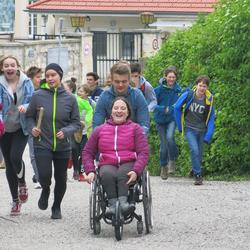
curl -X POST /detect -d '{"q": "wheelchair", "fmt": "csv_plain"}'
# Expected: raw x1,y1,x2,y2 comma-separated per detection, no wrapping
89,169,153,241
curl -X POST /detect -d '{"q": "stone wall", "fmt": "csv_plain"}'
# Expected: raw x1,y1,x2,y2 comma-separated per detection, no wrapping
0,38,82,83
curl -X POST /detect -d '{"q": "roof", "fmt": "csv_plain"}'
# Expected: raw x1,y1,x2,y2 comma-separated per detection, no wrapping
27,0,218,14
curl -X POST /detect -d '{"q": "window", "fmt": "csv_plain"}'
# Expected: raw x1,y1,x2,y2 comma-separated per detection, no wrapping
28,0,38,37
121,33,134,59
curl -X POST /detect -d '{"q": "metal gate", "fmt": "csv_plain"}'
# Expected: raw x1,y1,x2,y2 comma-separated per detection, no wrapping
93,31,143,85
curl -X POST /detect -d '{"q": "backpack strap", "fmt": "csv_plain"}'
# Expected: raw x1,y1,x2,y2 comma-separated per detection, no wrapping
140,82,145,96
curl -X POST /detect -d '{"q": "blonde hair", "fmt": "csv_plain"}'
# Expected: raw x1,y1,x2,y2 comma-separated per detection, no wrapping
78,83,91,95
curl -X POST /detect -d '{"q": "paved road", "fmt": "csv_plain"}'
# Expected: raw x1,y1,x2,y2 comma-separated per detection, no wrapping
1,147,250,250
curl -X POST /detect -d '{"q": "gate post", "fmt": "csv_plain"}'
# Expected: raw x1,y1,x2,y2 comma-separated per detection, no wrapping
141,29,162,58
81,32,93,81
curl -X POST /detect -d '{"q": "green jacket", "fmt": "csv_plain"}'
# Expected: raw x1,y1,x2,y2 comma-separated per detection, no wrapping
76,95,93,138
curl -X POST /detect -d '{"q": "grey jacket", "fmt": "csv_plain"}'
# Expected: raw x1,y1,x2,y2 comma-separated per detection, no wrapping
26,85,81,152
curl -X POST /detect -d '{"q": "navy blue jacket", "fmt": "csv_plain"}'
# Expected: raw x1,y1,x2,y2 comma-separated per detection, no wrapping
154,79,181,124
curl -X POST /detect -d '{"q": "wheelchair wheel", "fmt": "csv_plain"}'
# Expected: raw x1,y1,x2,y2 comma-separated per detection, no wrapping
142,170,153,234
114,201,123,241
89,181,101,235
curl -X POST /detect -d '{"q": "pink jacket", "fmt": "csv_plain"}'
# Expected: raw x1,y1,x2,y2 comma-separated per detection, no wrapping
83,119,149,175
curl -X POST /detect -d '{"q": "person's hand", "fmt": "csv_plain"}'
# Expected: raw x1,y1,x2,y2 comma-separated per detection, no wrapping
127,171,137,185
56,131,64,139
165,106,169,113
18,105,27,113
0,120,5,137
32,127,41,137
86,172,95,184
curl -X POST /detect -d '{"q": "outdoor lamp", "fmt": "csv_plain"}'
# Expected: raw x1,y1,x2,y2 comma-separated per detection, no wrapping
70,16,85,32
140,12,155,28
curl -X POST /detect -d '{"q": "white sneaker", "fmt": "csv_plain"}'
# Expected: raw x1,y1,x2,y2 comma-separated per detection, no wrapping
34,183,42,189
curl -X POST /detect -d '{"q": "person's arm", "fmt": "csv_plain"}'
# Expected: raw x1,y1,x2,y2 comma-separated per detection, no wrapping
133,124,150,175
144,81,157,112
26,93,38,135
135,90,150,134
174,91,189,132
60,97,81,137
82,126,101,174
204,106,215,143
153,87,168,115
92,93,108,129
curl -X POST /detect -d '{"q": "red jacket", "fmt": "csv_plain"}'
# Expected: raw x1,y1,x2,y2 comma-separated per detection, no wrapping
83,119,149,175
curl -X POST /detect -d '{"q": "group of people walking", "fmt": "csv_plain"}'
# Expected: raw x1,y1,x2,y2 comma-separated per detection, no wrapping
0,55,215,219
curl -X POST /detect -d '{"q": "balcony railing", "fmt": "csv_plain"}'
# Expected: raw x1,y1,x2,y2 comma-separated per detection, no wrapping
33,34,64,40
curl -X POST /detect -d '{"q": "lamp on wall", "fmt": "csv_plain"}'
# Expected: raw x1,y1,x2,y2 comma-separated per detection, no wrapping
70,16,85,32
140,12,155,28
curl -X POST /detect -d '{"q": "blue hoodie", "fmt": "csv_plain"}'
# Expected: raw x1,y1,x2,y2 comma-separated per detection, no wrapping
92,85,150,134
174,88,215,143
154,78,181,125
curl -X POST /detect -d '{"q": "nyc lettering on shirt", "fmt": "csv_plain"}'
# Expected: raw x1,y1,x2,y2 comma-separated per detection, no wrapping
189,102,205,114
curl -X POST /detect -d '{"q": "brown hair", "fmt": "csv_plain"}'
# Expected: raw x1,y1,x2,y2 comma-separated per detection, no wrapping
64,77,77,93
111,96,132,120
0,55,21,75
78,83,91,95
86,72,99,81
110,62,131,78
195,75,210,86
26,66,42,79
130,62,141,74
164,65,177,78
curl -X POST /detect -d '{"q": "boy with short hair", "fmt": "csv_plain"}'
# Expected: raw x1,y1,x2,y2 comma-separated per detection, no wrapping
174,76,215,185
130,62,157,112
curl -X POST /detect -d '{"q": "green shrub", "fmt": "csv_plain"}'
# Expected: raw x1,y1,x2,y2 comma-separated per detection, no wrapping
146,0,250,177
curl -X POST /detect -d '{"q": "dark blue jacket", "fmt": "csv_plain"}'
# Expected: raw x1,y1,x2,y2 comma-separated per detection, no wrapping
154,78,181,124
92,85,150,134
90,86,103,103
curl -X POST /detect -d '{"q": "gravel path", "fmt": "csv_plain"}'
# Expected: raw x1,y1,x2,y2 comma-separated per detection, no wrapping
1,147,250,250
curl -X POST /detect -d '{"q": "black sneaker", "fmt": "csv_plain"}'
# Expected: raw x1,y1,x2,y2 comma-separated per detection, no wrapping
51,207,62,219
194,175,203,185
189,169,194,178
38,188,50,210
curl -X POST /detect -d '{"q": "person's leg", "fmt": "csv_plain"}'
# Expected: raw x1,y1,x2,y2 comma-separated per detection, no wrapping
198,132,205,166
9,130,28,185
184,128,202,176
156,124,168,179
79,135,88,173
51,151,70,219
71,139,80,180
99,165,118,216
166,121,178,161
78,135,88,181
34,148,53,210
0,148,5,169
5,130,28,203
117,162,134,197
0,132,18,201
166,121,178,174
117,162,135,215
99,165,118,199
28,136,40,185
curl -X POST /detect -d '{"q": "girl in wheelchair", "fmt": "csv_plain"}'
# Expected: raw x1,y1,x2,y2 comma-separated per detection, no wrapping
83,97,149,217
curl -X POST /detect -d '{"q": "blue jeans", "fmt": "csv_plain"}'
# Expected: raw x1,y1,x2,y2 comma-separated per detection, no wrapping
156,121,178,167
184,127,204,176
